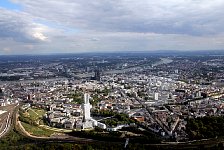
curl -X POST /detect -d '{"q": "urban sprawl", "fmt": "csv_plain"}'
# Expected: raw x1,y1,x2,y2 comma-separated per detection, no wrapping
0,53,224,142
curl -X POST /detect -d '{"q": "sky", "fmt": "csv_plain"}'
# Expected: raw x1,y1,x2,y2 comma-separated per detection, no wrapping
0,0,224,54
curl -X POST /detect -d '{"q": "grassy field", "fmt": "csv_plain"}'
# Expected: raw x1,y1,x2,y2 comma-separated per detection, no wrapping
27,108,45,120
25,108,46,125
33,108,46,116
21,122,54,137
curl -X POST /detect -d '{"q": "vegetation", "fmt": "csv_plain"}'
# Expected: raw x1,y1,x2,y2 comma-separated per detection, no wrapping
0,129,34,149
95,88,111,95
126,92,136,97
121,127,161,144
21,122,54,137
68,92,83,104
0,129,124,150
32,108,46,116
1,106,224,149
19,108,45,126
68,130,124,142
90,88,111,105
28,108,46,125
0,108,123,150
19,112,38,126
1,123,224,150
91,109,115,117
137,90,146,97
19,107,55,137
90,94,101,106
68,126,161,144
186,116,224,140
92,110,136,126
101,113,135,127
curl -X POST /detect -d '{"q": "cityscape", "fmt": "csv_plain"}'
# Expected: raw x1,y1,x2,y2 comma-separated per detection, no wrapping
1,0,224,149
0,52,224,149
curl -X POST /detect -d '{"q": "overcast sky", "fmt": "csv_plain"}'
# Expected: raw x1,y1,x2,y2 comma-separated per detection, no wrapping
0,0,224,54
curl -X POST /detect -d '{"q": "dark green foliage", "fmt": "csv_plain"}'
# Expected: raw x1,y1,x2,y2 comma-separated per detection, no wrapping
67,92,83,104
121,127,161,144
90,94,101,106
68,130,124,142
18,109,38,126
19,115,38,126
186,116,224,140
91,109,115,117
0,129,33,148
100,113,135,127
94,88,110,95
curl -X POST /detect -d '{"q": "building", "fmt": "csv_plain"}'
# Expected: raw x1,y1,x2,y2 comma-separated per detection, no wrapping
0,88,4,99
94,69,101,81
154,92,159,101
82,93,92,121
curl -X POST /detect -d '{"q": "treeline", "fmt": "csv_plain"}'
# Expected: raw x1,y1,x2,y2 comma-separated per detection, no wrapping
68,130,124,142
67,92,83,104
68,127,161,144
186,116,224,140
0,129,158,150
0,76,21,81
121,127,161,144
0,128,33,148
91,110,136,126
1,141,165,150
101,113,136,127
91,109,115,117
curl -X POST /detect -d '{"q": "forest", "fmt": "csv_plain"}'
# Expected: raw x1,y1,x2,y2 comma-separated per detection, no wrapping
186,116,224,140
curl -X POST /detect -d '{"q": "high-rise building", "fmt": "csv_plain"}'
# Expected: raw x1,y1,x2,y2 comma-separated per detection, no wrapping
154,92,159,101
82,93,92,121
94,69,101,81
0,88,4,99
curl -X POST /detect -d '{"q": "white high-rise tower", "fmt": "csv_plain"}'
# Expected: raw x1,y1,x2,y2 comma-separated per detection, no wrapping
154,92,159,101
83,93,91,121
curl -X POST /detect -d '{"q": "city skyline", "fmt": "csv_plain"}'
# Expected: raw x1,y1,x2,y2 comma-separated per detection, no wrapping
0,0,224,55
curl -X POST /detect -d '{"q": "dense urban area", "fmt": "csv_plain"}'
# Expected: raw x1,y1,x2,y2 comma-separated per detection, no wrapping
1,51,224,149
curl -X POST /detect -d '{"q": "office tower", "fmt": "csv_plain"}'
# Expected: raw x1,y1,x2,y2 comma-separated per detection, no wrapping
94,69,101,81
154,92,159,101
0,88,4,99
83,93,91,121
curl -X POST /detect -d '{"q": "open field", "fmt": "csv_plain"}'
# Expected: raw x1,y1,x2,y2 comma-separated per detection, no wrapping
39,125,73,133
21,122,54,137
27,108,46,121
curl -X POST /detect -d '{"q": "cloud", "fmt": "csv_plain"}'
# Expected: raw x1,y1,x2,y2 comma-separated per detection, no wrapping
3,47,11,52
0,7,48,42
90,38,100,41
10,0,224,35
31,26,48,41
0,0,223,54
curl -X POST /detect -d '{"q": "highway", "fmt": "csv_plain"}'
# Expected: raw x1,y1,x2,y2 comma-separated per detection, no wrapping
1,103,224,150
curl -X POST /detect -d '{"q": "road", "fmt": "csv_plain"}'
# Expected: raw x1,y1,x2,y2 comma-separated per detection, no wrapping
1,103,224,150
135,97,175,136
14,107,122,144
0,103,19,138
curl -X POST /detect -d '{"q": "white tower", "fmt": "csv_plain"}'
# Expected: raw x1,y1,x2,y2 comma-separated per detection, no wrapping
83,93,91,121
154,92,159,101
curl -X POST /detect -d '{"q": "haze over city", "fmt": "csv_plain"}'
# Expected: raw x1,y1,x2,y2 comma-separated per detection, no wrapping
0,0,224,55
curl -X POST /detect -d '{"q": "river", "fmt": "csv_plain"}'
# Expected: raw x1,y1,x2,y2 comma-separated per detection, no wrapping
105,58,173,74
